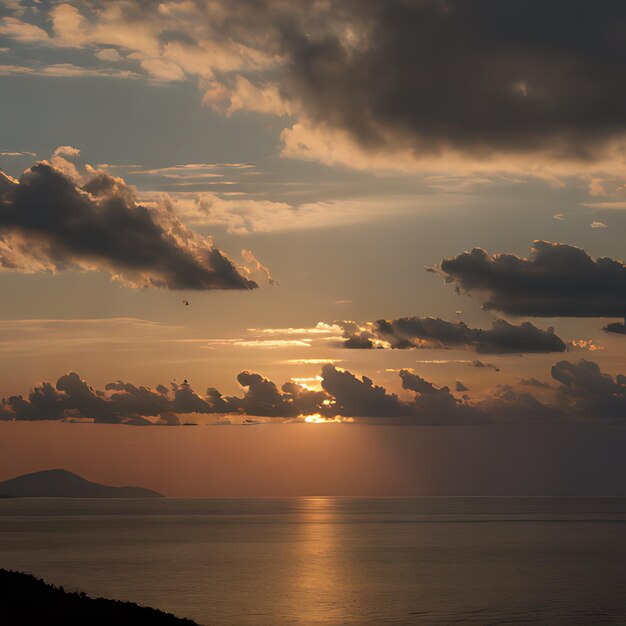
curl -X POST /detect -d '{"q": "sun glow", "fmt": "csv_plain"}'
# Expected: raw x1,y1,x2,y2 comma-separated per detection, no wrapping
304,414,326,423
303,414,351,424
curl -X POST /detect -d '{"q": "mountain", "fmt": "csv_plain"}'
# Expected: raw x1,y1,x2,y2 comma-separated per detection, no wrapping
0,569,198,625
0,469,164,498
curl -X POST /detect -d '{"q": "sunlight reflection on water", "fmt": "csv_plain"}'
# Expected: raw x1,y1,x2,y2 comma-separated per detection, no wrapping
2,497,626,625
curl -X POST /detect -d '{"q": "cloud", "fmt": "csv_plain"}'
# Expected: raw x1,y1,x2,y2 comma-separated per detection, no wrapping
319,365,482,424
0,156,257,290
240,249,276,286
339,317,566,354
8,2,626,179
105,380,171,417
320,364,407,418
1,360,623,424
518,378,552,389
274,1,626,177
0,63,140,79
52,146,81,158
0,2,273,80
250,323,338,336
49,3,90,47
440,241,626,317
0,16,49,43
1,365,473,423
132,55,186,82
406,359,500,372
170,381,220,415
336,320,374,349
202,339,314,349
478,384,563,422
470,360,500,372
204,76,292,117
232,371,328,418
0,369,331,423
196,323,343,350
0,65,35,75
399,369,482,424
552,360,626,419
168,192,408,235
95,48,122,62
214,316,565,355
0,317,183,358
1,373,228,425
286,359,344,365
604,321,626,335
0,151,36,157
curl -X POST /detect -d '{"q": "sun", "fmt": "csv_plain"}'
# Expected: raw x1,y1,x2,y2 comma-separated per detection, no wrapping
304,414,327,424
303,414,352,424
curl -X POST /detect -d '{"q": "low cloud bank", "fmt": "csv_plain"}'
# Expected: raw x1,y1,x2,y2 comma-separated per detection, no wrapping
1,360,623,426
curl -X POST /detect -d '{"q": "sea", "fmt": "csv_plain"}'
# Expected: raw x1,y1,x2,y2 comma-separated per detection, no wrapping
1,497,626,625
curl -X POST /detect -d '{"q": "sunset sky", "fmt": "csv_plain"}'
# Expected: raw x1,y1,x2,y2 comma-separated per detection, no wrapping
0,0,625,496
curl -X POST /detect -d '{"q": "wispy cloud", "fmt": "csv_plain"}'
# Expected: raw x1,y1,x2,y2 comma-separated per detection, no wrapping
0,63,140,79
0,150,36,157
0,318,181,357
202,339,314,349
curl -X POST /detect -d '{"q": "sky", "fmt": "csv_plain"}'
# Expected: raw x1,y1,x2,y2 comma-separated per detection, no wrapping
0,0,624,496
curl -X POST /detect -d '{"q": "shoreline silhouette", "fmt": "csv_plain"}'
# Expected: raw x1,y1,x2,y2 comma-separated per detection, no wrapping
0,569,199,625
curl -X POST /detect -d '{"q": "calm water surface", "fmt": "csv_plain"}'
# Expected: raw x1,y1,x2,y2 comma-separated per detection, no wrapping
1,497,626,625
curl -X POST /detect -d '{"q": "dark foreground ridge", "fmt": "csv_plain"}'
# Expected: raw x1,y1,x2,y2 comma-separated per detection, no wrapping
0,469,164,498
0,569,199,626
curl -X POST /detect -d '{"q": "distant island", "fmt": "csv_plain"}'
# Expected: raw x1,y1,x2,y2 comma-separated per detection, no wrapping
0,469,164,498
0,569,199,625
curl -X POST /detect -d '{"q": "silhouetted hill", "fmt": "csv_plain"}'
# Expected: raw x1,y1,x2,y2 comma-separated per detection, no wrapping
0,469,163,498
0,569,199,625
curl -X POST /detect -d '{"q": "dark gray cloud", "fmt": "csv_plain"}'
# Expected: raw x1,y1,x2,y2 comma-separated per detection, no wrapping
477,384,563,423
339,321,374,349
0,370,331,423
1,373,213,425
339,316,566,354
320,364,407,418
224,372,329,418
7,2,626,171
2,382,65,422
61,1,626,169
268,0,626,162
280,381,329,416
317,364,481,423
518,377,552,389
56,372,119,424
170,381,217,414
399,369,482,424
1,360,622,425
471,360,500,372
229,371,299,418
0,163,256,290
604,321,626,335
440,241,626,318
552,360,626,419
